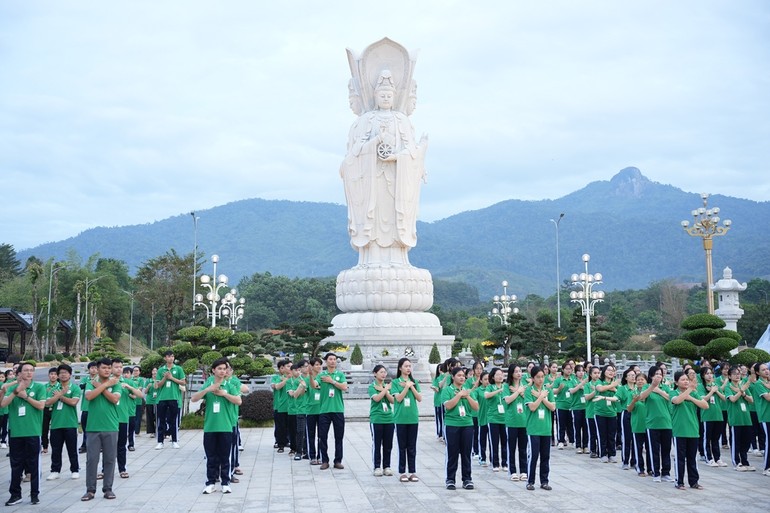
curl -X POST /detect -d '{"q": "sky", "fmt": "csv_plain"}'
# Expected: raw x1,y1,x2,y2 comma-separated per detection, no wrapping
1,1,769,252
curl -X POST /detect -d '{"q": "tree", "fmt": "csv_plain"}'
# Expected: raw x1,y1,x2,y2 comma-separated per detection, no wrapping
0,243,21,286
135,250,192,343
607,305,635,346
463,316,490,340
275,315,335,358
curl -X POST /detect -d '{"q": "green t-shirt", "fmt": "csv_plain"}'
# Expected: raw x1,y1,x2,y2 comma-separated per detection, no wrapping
570,378,587,411
286,376,308,416
594,381,618,418
368,382,394,424
741,377,756,412
201,376,240,433
472,386,488,425
85,380,121,432
504,385,527,428
117,377,136,423
629,388,648,434
79,376,91,412
715,376,730,411
584,380,599,419
670,389,702,438
431,375,443,407
7,382,47,437
49,382,81,430
392,377,420,424
554,375,577,410
133,377,146,406
642,384,673,430
442,385,474,427
524,386,554,436
751,379,770,423
156,365,185,402
145,379,159,406
615,385,633,414
318,370,346,414
271,374,289,413
697,383,724,422
724,386,752,426
485,384,509,425
305,375,321,415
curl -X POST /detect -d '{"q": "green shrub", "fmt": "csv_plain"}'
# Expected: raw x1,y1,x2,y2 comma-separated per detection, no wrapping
681,328,722,347
175,326,209,344
681,314,726,330
228,332,254,346
471,341,486,363
240,390,274,422
139,353,164,376
429,343,441,364
730,348,770,366
350,344,363,365
180,413,204,430
715,329,741,342
170,342,198,362
201,351,223,367
43,354,57,362
701,337,740,360
206,327,232,348
663,339,699,360
182,358,200,375
218,346,243,358
79,356,89,362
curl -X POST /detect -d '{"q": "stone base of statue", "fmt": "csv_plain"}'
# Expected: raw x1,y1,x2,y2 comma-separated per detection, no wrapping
327,263,454,381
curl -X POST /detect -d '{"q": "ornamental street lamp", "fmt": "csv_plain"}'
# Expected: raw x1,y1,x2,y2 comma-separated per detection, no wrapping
680,193,731,314
550,213,565,329
191,212,200,321
490,280,519,325
570,254,605,364
194,254,245,330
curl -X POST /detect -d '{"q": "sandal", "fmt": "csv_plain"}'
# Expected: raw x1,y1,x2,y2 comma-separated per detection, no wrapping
97,473,104,480
80,492,95,502
399,474,409,482
234,469,244,476
408,474,419,482
120,472,130,479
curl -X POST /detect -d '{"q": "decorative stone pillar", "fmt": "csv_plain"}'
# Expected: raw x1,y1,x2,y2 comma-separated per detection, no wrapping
712,267,747,332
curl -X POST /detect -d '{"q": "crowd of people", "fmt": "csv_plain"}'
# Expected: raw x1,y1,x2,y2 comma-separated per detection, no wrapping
271,355,769,493
0,349,250,505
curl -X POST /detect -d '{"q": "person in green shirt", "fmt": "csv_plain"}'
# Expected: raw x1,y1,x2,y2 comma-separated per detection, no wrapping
392,357,422,482
524,365,556,491
594,364,620,464
616,368,636,469
131,366,145,440
305,357,322,465
628,372,651,476
271,359,291,452
569,364,589,454
116,363,144,478
287,360,310,461
749,362,770,475
671,370,709,489
725,366,755,470
639,365,674,482
473,372,490,466
465,361,483,456
78,362,98,453
81,358,121,501
0,371,9,449
553,362,576,450
430,363,446,442
698,366,727,467
484,367,508,472
315,353,348,470
192,357,242,494
583,366,601,458
45,364,81,481
442,367,478,490
504,364,528,481
144,367,159,436
369,364,394,476
154,350,186,450
0,362,47,506
41,368,59,454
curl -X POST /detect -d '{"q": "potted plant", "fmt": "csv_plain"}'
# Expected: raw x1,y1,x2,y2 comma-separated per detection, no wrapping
350,344,364,370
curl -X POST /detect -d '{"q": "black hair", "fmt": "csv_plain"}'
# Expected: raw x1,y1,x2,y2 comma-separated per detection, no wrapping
396,358,413,381
17,361,35,372
673,370,687,385
87,361,98,369
530,365,544,379
372,364,386,375
211,357,229,371
323,352,338,361
699,366,713,382
48,367,59,375
599,364,615,382
111,357,123,364
309,357,322,366
647,365,661,381
450,366,466,378
506,363,521,385
57,364,73,375
163,350,174,357
621,368,635,384
96,357,112,368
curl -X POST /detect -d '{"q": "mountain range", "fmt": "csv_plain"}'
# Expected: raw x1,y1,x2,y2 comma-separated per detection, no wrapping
18,167,770,299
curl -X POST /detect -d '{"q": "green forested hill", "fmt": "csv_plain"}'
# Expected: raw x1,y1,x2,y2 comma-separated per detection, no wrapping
18,168,770,299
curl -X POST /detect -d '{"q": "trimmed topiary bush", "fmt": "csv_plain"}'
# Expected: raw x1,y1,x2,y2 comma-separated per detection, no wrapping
240,389,274,422
681,314,726,330
43,354,57,362
663,339,699,360
350,344,363,365
182,358,200,375
201,351,223,367
139,353,164,376
175,326,209,344
429,343,441,364
681,328,722,347
729,348,770,367
702,338,740,360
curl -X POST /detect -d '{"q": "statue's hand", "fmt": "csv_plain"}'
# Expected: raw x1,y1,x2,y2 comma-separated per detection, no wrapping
382,155,397,162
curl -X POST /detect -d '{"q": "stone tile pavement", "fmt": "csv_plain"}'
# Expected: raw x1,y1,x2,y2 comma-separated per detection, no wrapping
1,395,768,512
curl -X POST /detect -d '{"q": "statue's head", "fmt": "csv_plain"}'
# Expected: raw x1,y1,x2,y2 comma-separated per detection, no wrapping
374,70,396,111
347,79,363,116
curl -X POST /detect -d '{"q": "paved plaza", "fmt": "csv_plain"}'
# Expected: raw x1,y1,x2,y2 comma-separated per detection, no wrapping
1,395,768,513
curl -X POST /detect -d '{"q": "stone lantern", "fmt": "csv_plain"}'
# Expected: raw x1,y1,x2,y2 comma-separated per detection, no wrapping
712,267,747,331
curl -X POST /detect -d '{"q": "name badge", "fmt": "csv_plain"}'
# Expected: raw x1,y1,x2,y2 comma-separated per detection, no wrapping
710,396,715,404
606,400,612,408
213,402,221,414
516,403,523,414
382,402,389,412
497,404,505,414
314,392,320,401
329,389,335,398
740,402,747,412
458,405,466,417
565,391,571,398
18,406,26,417
581,397,586,404
404,398,411,408
166,381,171,388
57,401,63,410
538,408,545,420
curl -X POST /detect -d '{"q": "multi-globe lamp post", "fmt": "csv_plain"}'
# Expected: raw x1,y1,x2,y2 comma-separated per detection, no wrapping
680,193,731,314
194,254,246,330
490,280,519,325
569,254,604,364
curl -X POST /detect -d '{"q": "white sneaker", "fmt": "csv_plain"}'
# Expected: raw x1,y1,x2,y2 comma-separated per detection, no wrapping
238,445,244,452
661,475,674,482
383,467,393,476
71,472,79,479
735,464,748,472
46,472,60,480
155,443,164,450
752,449,762,456
717,460,728,467
746,465,757,472
172,442,180,449
0,443,6,449
557,442,564,450
222,485,232,494
707,460,719,467
653,476,661,482
202,484,215,494
373,468,383,477
762,469,770,476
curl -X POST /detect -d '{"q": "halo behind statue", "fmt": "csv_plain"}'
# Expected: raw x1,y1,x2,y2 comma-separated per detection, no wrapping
346,37,418,114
